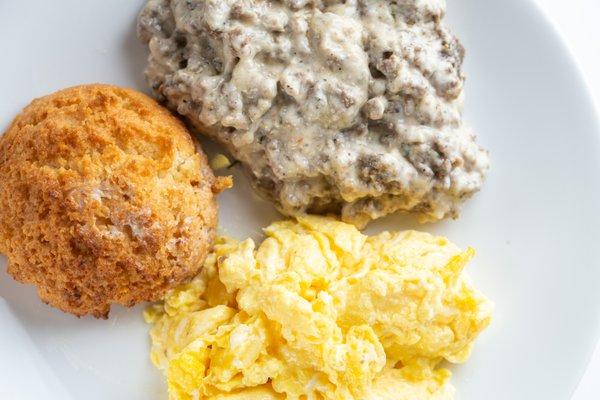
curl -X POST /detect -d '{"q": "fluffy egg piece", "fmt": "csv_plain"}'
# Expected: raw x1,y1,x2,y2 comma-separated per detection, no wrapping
145,215,492,400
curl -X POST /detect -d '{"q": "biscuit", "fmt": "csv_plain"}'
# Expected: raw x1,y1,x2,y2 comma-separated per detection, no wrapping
0,84,230,318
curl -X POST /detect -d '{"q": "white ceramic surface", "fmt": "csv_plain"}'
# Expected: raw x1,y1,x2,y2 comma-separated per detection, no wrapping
532,1,600,397
1,1,599,399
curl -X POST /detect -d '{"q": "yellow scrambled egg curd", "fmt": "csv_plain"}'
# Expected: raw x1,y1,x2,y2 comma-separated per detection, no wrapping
144,216,492,400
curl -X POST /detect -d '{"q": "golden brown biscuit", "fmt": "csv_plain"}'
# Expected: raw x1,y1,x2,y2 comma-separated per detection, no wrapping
0,84,230,318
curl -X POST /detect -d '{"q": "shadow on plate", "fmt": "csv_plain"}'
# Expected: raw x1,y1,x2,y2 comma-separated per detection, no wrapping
120,7,150,94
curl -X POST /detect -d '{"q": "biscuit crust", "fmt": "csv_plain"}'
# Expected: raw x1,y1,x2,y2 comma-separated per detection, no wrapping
0,84,225,318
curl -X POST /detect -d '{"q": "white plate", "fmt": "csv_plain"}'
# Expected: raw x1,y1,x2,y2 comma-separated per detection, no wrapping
1,1,599,399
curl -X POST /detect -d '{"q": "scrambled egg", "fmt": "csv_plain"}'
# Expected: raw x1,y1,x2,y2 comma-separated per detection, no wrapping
145,216,492,400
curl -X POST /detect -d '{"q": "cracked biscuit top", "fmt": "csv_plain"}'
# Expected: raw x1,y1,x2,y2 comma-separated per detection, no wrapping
0,84,229,318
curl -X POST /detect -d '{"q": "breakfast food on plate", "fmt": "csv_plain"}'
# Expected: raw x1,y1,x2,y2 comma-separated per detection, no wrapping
137,0,489,227
145,215,492,399
0,84,231,318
